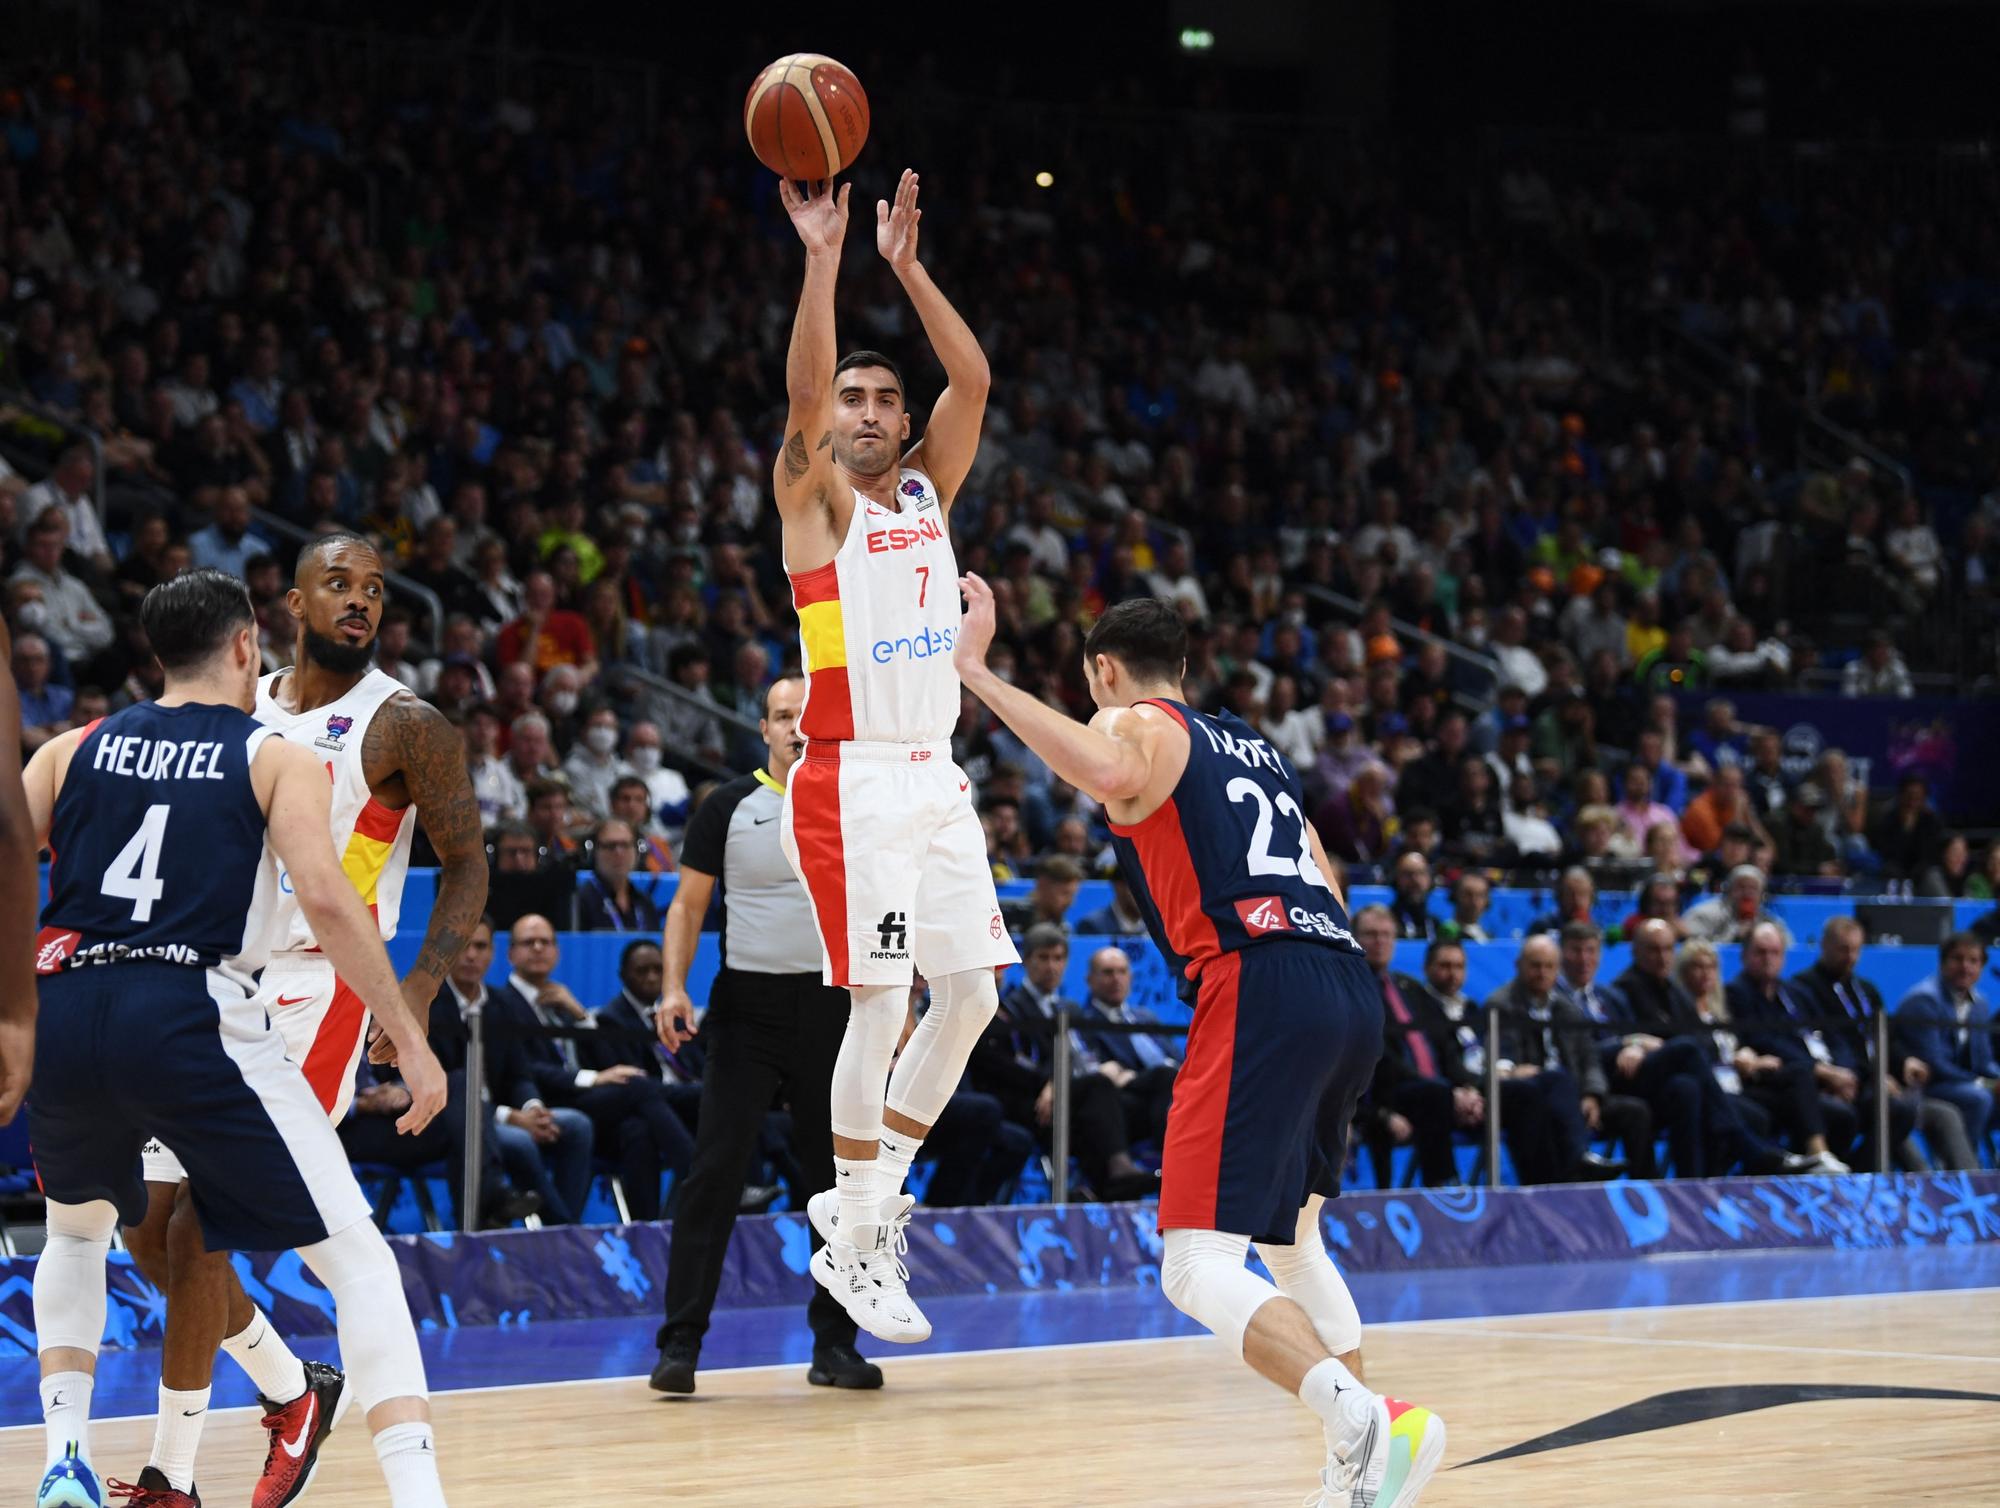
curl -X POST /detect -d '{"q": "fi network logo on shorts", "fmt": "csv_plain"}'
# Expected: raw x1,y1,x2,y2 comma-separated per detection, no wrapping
872,910,909,960
1234,896,1292,937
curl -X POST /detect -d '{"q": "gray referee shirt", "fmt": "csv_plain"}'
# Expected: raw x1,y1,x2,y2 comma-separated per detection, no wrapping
678,769,822,975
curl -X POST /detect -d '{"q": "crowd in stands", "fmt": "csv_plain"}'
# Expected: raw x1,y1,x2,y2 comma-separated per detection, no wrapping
0,18,1994,1217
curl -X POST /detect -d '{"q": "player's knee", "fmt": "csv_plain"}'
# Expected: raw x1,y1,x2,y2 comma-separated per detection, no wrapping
1158,1228,1250,1325
937,967,999,1030
46,1198,118,1245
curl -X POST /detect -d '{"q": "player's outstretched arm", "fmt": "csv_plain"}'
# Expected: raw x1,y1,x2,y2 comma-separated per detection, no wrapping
774,178,850,527
952,573,1151,802
258,737,445,1134
367,693,488,1032
0,621,38,1124
881,170,989,508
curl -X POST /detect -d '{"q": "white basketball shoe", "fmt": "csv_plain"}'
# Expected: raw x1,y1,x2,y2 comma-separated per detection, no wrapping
807,1189,932,1344
1308,1390,1447,1507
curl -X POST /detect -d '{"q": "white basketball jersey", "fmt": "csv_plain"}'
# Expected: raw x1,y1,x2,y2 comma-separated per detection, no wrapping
790,467,961,744
256,666,418,952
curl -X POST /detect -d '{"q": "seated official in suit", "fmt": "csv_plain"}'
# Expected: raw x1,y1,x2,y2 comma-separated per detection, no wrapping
1354,905,1470,1187
1894,930,1998,1166
1073,946,1179,1149
1478,936,1629,1184
573,818,666,932
969,924,1159,1201
1788,916,1953,1171
1722,923,1855,1171
1551,922,1658,1178
590,939,786,1210
492,912,694,1220
429,916,594,1224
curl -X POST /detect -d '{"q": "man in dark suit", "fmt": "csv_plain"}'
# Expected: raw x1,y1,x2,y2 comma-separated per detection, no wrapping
1605,919,1814,1178
1387,851,1440,940
336,1049,539,1230
1480,936,1628,1184
971,924,1158,1200
492,912,694,1221
1788,915,1938,1170
1893,929,1998,1168
429,917,594,1223
1074,946,1179,1148
1724,922,1855,1171
1551,923,1658,1178
1355,905,1466,1186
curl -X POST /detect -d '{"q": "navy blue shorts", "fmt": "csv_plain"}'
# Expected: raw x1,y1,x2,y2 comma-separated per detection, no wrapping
28,962,371,1251
1159,941,1383,1246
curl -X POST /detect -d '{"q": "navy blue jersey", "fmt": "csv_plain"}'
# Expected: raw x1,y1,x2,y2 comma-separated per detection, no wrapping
1107,698,1362,983
39,701,282,987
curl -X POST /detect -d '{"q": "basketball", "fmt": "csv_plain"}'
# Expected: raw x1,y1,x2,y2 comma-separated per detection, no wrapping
744,54,869,180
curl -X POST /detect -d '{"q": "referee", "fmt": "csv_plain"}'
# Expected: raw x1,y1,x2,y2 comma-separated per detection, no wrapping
648,675,881,1393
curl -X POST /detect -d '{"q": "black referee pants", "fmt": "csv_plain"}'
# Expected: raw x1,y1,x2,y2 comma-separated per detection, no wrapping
661,968,855,1353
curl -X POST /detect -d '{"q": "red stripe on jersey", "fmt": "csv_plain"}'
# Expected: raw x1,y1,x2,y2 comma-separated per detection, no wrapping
788,558,841,607
351,795,407,843
299,976,367,1114
1157,950,1241,1233
1136,697,1188,728
801,666,854,741
789,757,852,985
1108,796,1220,979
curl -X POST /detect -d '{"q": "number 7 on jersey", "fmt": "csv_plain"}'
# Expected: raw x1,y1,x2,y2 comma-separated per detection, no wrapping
915,565,929,607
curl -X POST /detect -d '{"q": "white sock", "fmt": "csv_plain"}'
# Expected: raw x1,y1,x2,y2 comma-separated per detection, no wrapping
148,1384,209,1492
1299,1356,1372,1459
373,1420,446,1508
41,1371,92,1469
834,1154,876,1237
221,1307,309,1404
876,1128,921,1201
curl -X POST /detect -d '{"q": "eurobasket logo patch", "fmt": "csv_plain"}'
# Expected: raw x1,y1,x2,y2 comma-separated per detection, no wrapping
1235,896,1291,937
900,477,925,499
316,713,355,752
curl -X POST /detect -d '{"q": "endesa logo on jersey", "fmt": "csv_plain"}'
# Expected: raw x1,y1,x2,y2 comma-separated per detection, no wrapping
871,625,956,663
1235,897,1293,937
865,515,945,554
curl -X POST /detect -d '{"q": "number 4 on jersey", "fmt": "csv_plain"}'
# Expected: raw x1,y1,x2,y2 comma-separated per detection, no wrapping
101,803,171,922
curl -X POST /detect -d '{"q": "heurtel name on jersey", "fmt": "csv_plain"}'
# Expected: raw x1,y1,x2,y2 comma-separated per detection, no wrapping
1190,714,1357,948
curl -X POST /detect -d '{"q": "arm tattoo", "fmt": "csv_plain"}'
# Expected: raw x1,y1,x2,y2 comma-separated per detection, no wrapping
816,431,831,451
782,429,811,484
364,695,489,1016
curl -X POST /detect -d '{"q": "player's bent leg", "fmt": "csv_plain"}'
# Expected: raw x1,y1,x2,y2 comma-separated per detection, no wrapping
295,1217,446,1508
823,982,905,1231
879,967,999,1197
1162,1227,1444,1508
1253,1197,1364,1367
35,1198,118,1508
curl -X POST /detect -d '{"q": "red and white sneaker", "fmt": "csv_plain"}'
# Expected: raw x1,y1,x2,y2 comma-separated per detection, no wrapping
252,1360,349,1508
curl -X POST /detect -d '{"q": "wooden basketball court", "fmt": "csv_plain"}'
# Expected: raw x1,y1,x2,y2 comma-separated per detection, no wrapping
8,1286,1994,1504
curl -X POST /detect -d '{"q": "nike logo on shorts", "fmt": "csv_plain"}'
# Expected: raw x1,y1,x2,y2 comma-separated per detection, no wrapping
275,994,313,1007
958,780,969,792
753,815,776,825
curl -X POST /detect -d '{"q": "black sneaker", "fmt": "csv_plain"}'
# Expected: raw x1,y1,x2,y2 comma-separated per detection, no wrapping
649,1339,699,1395
807,1343,884,1390
480,1186,543,1228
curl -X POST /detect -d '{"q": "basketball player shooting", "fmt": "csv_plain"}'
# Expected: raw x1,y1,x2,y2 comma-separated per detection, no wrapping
768,171,1017,1344
952,582,1447,1508
25,571,451,1508
117,535,487,1508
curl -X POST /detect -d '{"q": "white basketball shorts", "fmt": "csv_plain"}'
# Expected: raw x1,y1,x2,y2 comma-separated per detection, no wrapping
782,738,1021,988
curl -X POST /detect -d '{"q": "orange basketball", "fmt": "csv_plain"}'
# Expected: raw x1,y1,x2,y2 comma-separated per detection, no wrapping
744,54,869,181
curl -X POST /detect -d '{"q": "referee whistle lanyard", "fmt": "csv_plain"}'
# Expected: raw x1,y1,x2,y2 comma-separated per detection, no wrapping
754,768,787,796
